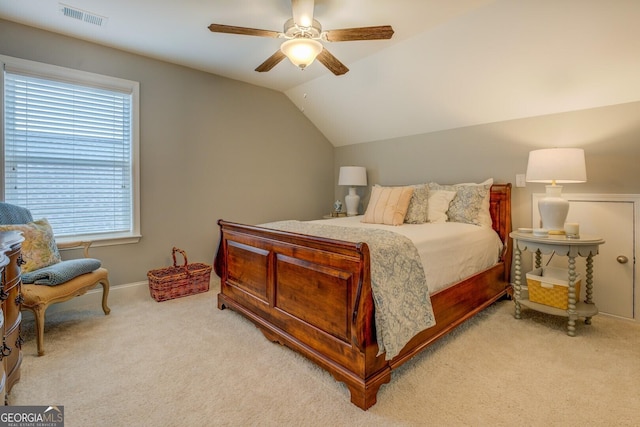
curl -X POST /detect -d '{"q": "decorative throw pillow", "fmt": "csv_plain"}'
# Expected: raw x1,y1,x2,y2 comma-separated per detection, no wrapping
456,178,494,227
362,185,414,226
0,218,61,273
428,181,490,225
404,184,429,224
427,190,457,223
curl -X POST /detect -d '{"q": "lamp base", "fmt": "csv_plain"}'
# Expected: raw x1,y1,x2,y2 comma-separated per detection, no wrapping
538,185,569,234
345,187,360,216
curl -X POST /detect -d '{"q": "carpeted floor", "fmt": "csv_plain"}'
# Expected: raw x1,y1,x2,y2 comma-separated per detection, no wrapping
10,278,640,427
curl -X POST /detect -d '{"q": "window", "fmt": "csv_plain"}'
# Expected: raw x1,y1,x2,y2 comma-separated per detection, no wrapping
1,55,140,245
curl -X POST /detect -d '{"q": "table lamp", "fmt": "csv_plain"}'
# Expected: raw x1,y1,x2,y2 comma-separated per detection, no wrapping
526,148,587,234
338,166,367,216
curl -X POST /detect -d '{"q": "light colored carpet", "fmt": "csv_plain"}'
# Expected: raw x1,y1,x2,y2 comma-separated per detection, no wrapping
11,278,639,427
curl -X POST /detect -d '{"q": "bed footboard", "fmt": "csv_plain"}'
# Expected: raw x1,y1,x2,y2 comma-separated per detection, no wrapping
214,220,389,409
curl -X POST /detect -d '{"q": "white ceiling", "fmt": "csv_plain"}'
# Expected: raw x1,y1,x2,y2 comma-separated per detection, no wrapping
2,0,640,146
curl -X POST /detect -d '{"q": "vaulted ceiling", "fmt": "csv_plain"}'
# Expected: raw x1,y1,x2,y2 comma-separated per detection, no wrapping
2,0,640,146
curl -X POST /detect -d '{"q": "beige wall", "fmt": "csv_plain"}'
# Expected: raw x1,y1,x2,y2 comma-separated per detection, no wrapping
336,101,640,232
0,20,334,286
4,19,639,287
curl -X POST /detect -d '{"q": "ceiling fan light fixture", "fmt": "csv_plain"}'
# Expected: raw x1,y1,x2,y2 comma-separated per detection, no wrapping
280,38,323,70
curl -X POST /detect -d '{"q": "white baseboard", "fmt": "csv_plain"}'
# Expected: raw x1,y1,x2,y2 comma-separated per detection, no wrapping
21,281,151,322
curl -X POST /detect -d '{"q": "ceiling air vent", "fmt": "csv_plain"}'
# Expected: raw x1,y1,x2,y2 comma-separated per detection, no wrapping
59,3,108,27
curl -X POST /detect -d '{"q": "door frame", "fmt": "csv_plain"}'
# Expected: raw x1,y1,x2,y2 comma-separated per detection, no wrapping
532,193,639,322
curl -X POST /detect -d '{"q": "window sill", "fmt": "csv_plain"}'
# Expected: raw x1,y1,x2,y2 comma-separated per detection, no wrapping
56,233,142,249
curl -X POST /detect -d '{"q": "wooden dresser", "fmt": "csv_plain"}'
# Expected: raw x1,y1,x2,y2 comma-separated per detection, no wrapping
0,247,8,403
0,231,24,403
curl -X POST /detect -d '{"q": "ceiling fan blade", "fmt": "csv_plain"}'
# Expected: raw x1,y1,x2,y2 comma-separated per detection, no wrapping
316,48,349,76
255,50,287,72
291,0,315,28
324,25,394,42
208,23,281,38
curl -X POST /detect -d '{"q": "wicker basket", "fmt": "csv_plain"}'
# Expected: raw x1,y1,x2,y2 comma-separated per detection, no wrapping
526,267,581,310
147,247,211,302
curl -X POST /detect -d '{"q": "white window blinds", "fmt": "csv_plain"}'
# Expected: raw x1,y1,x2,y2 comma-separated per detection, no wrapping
3,63,136,239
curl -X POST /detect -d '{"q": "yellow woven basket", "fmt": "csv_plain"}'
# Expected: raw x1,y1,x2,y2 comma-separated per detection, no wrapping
526,267,581,310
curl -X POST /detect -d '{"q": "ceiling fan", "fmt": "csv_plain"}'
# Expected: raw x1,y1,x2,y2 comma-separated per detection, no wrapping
208,0,394,76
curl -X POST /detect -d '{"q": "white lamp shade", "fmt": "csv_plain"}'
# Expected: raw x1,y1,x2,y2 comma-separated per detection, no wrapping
280,38,323,69
338,166,367,186
525,148,587,184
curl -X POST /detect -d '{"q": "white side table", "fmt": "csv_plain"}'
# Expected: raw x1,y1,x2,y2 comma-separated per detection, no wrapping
510,231,605,336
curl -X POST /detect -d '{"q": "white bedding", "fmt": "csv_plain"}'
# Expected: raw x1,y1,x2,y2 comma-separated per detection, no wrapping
309,215,503,294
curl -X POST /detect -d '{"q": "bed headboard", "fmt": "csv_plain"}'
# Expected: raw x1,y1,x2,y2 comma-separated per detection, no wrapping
489,183,512,280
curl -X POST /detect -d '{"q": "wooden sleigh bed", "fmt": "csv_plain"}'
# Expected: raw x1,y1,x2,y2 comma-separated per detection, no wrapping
214,183,512,410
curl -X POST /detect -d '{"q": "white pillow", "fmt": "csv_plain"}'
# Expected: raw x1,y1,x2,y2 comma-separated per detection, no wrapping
427,190,456,223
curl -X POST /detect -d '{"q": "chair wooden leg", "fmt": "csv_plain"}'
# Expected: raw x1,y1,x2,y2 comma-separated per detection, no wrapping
29,305,47,357
100,278,111,315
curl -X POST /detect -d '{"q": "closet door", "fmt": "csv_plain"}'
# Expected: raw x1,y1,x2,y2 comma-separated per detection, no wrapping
532,195,637,320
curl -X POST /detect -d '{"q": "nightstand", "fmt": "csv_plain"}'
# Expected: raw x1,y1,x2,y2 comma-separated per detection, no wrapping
510,231,605,336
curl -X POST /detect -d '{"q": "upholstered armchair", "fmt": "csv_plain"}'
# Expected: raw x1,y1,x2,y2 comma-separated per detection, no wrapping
0,202,110,356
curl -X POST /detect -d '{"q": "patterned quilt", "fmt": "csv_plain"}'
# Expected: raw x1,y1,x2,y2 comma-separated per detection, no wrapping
260,220,436,360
